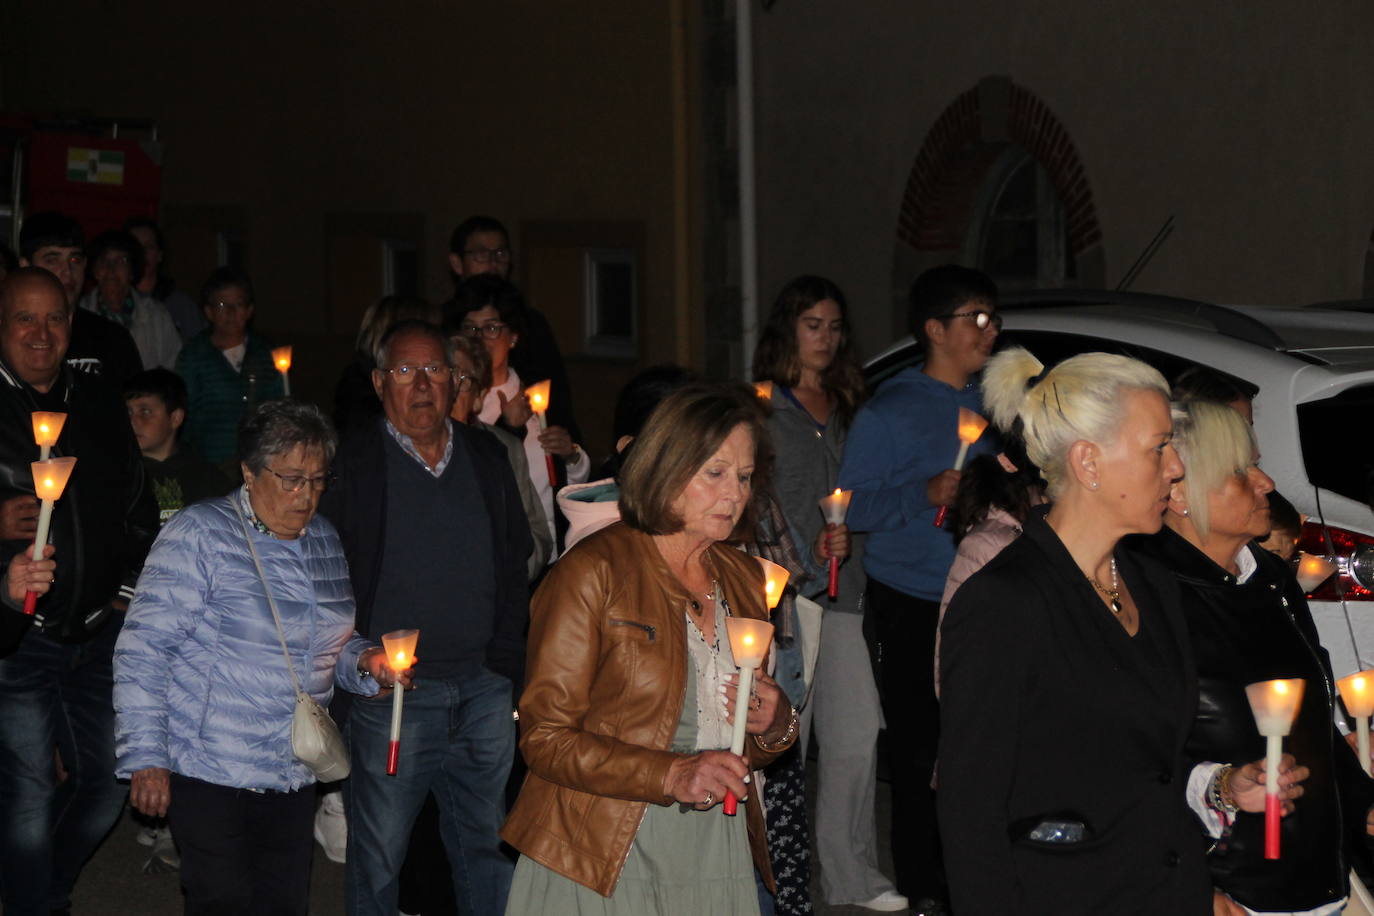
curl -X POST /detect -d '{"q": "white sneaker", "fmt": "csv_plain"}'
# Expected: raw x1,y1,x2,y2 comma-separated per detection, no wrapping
313,792,347,864
856,889,910,912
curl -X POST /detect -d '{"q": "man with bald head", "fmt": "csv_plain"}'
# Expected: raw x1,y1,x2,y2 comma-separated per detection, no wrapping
0,268,159,915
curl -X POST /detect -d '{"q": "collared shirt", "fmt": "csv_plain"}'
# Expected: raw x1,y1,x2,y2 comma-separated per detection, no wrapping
383,418,454,478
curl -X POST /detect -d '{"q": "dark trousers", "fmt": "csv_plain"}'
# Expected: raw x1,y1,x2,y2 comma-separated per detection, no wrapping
0,619,126,915
867,578,945,902
168,773,315,916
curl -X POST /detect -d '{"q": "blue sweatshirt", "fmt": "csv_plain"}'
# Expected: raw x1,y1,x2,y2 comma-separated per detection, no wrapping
837,367,993,601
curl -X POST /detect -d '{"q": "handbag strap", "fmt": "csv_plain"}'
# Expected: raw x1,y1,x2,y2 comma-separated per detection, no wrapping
233,494,307,697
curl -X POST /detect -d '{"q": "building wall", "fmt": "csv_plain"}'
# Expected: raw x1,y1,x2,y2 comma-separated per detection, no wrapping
1,0,702,461
752,0,1374,360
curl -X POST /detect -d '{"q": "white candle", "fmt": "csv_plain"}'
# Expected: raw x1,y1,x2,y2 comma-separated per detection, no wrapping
1338,670,1374,776
272,346,293,397
381,629,419,776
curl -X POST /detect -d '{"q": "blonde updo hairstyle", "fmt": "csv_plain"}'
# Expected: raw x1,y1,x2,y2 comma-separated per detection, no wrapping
1167,399,1257,538
982,347,1170,499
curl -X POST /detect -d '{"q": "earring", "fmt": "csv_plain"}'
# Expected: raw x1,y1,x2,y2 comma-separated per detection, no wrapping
1090,481,1099,490
1182,508,1190,517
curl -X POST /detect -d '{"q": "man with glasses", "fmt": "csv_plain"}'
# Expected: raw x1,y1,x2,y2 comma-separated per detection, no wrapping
0,268,159,915
442,216,582,464
837,265,1000,915
319,319,533,916
18,211,143,385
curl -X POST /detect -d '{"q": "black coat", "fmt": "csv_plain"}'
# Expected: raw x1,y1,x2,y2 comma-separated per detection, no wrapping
1134,528,1374,911
0,359,158,650
317,417,533,689
938,513,1212,915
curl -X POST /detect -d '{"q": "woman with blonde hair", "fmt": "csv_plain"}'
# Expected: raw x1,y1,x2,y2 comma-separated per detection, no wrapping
1137,400,1360,916
937,348,1300,914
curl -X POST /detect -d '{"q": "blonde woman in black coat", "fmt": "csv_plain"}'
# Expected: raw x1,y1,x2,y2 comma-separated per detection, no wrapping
937,349,1303,915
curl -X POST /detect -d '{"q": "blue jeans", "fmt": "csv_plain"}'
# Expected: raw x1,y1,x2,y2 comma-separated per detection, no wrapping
0,617,127,915
344,665,515,916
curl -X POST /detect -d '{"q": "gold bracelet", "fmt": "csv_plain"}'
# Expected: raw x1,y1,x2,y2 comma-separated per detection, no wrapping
754,705,799,752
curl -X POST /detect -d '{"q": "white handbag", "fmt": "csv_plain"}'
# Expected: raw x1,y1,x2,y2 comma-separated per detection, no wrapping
237,501,351,783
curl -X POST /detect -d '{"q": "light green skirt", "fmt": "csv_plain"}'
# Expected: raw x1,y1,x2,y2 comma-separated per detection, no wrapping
506,635,761,915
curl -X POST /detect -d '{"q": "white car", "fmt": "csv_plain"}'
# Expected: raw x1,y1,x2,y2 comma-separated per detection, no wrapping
867,290,1374,680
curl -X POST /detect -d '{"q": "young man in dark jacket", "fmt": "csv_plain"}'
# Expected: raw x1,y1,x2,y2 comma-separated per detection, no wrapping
0,268,159,915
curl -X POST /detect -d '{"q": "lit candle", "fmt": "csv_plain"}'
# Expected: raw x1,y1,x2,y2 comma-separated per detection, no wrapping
271,346,293,397
1295,553,1337,593
381,628,419,776
933,407,989,527
1338,670,1374,776
23,457,77,616
31,412,67,461
524,379,557,488
817,489,853,600
721,610,775,817
1245,678,1306,859
753,381,774,401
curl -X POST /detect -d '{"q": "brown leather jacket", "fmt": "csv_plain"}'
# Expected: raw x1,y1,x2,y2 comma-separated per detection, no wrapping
501,522,794,897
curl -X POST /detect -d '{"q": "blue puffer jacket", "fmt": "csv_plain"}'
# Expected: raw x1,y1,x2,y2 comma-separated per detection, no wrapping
114,490,377,791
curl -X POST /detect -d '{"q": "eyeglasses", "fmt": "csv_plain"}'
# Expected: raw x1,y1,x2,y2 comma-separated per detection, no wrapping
208,301,249,311
941,310,1002,331
263,466,334,493
383,363,452,385
455,373,477,394
459,322,509,339
462,247,511,265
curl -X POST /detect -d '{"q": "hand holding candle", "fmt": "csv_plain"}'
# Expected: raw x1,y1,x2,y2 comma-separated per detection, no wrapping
381,628,419,776
524,379,558,488
31,412,67,461
818,489,853,600
721,558,787,816
1339,670,1374,776
933,408,989,528
22,457,76,616
271,346,293,397
1246,678,1306,859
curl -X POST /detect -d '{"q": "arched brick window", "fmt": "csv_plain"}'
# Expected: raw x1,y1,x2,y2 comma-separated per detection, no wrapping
895,77,1104,290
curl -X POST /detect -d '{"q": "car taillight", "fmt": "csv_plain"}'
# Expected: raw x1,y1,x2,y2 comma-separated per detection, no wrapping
1296,521,1374,601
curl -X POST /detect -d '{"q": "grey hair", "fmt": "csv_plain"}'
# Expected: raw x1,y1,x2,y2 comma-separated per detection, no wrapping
371,319,455,371
237,399,338,474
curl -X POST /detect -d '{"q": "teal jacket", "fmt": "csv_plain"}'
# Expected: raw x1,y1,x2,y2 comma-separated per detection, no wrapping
176,331,285,464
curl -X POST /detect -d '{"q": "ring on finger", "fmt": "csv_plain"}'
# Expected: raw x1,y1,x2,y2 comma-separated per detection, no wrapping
702,791,714,806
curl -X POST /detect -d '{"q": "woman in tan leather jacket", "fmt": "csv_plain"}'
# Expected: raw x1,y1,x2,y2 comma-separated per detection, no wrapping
502,383,800,915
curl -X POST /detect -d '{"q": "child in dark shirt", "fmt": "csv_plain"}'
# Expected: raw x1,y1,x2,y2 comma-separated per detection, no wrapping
124,369,231,525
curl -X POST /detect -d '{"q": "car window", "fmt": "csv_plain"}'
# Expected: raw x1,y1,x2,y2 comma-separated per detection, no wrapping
1296,386,1374,507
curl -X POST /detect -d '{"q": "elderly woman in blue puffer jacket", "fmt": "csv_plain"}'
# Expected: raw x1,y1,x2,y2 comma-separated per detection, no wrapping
114,399,406,915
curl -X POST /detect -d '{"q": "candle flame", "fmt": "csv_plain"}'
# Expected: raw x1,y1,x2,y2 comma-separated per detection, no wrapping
525,379,552,415
1357,677,1367,691
271,346,293,373
394,652,407,665
31,412,67,447
743,634,754,646
832,488,841,497
754,381,773,401
957,407,989,444
1274,681,1288,694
